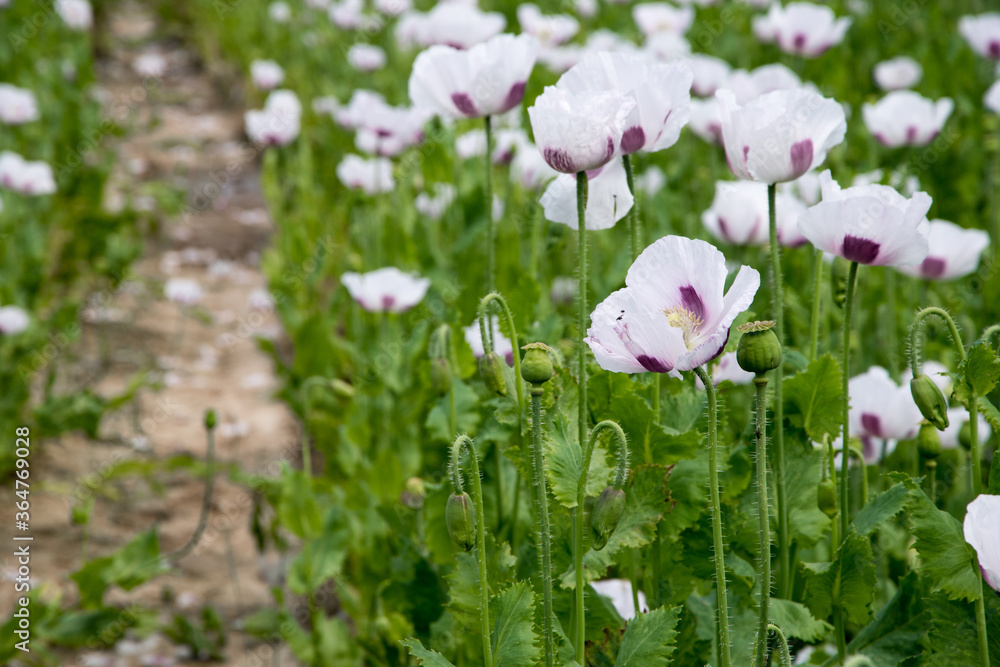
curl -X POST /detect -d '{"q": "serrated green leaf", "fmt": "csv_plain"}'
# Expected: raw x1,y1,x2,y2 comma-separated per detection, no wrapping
977,396,1000,433
490,582,540,667
288,531,348,595
614,606,680,667
446,535,517,629
848,573,928,667
922,587,1000,666
852,482,910,536
769,599,832,643
545,412,613,508
785,437,831,548
783,354,844,442
400,638,456,667
906,485,981,601
958,343,1000,400
802,530,876,625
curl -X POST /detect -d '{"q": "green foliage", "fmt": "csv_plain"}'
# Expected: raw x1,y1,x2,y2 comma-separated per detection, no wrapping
613,606,681,666
802,530,877,626
847,573,928,667
545,412,613,508
852,482,910,537
490,582,540,667
768,599,832,643
783,354,844,442
953,342,1000,405
905,483,981,602
401,638,456,667
70,530,168,609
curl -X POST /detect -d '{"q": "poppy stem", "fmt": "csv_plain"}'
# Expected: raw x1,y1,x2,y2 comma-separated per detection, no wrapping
753,375,772,667
809,247,823,359
975,568,991,667
623,154,640,259
694,365,732,667
529,389,555,667
766,183,791,598
840,261,858,543
575,170,590,664
485,115,495,295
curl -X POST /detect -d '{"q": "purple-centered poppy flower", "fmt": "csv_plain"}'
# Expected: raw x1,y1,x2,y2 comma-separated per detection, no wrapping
407,3,506,50
725,63,805,105
964,494,1000,594
753,2,851,58
683,53,731,97
717,87,846,184
250,60,284,90
336,155,395,195
862,90,953,148
702,180,808,247
408,33,537,119
511,141,559,190
554,51,692,156
797,170,931,267
688,97,722,144
463,316,514,364
959,13,1000,61
873,56,922,91
0,151,56,195
540,157,634,230
341,267,430,313
850,366,923,443
586,235,760,376
896,220,990,281
245,90,301,147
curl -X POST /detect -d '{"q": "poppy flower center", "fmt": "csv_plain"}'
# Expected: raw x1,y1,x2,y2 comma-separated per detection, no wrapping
663,307,703,350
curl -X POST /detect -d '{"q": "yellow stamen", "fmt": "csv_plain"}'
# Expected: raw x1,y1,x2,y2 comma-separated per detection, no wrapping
663,307,703,350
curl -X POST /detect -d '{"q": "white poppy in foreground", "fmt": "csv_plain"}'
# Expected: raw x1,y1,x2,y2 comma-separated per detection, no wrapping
250,60,284,90
528,86,635,173
590,579,648,621
556,52,692,156
517,3,578,46
56,0,93,30
0,305,29,335
245,90,301,146
873,57,922,91
849,366,923,442
541,158,634,230
336,155,394,195
586,235,760,375
632,2,695,36
347,44,387,72
862,91,953,148
717,88,846,184
964,494,1000,593
165,278,203,306
754,2,851,57
959,13,1000,61
987,80,1000,116
463,316,514,364
341,268,430,313
685,54,731,97
896,220,990,281
0,152,56,195
702,180,769,246
0,84,39,125
409,33,538,119
798,171,931,267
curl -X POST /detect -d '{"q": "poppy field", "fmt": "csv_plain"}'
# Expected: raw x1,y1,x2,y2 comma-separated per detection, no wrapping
3,0,1000,665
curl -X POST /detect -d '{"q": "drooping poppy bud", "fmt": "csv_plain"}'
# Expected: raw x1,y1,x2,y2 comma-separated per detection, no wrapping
446,492,476,550
479,352,507,396
521,342,555,385
910,373,949,431
817,478,837,519
430,357,452,396
590,486,626,551
736,320,782,375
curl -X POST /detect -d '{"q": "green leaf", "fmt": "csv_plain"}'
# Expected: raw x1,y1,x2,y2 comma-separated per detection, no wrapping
802,530,877,625
977,396,1000,433
545,412,613,508
922,588,1000,666
490,582,540,667
70,530,167,608
906,485,981,601
852,482,909,536
288,532,348,595
768,599,832,643
783,354,844,442
446,535,517,629
990,445,1000,495
848,573,928,666
955,342,1000,402
426,379,481,443
614,606,681,666
401,638,457,667
276,466,322,539
785,437,831,548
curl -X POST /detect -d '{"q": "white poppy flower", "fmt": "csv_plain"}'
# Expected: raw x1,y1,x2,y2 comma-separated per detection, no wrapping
717,88,847,184
250,60,285,90
862,90,953,148
688,97,722,144
643,32,691,62
336,155,395,195
347,44,387,72
702,180,769,246
798,170,931,267
541,157,634,230
56,0,93,30
165,278,203,306
725,63,804,105
412,4,506,49
963,494,1000,593
268,1,291,22
555,52,692,156
896,220,990,281
463,316,514,363
635,165,666,198
590,579,648,621
586,235,760,375
850,366,923,442
245,89,301,146
632,3,695,36
754,2,851,58
0,305,29,335
415,183,456,221
341,267,430,313
0,151,56,195
873,56,922,91
684,53,731,97
959,13,1000,61
0,84,39,124
517,4,579,46
511,143,558,190
408,33,538,119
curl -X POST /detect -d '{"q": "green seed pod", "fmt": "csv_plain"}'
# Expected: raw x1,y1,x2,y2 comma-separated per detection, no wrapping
910,374,949,431
959,420,973,451
736,321,782,375
917,422,943,459
479,352,508,396
430,357,452,396
832,257,850,308
446,492,476,550
817,478,838,518
521,342,555,385
204,408,217,430
590,486,626,551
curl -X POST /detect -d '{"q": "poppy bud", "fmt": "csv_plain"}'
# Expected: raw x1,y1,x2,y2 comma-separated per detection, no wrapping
430,357,451,396
910,374,949,431
521,342,555,385
446,492,476,550
204,409,217,430
590,486,626,551
817,478,837,518
917,422,943,460
736,321,782,375
832,257,850,308
479,352,507,396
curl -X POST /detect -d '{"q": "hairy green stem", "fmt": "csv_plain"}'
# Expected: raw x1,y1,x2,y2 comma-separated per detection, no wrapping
694,366,732,667
884,268,899,378
530,389,555,667
478,293,526,416
449,435,494,667
848,444,869,507
767,183,790,598
575,171,590,661
810,247,824,359
767,623,792,667
975,569,992,667
840,261,859,541
623,154,640,259
485,115,495,294
754,377,772,667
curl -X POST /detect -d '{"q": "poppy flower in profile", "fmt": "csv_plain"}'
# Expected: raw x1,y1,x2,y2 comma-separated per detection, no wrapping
0,305,29,335
632,3,695,37
862,91,953,148
964,494,1000,593
684,53,731,97
753,2,851,58
0,152,56,195
245,90,301,146
716,88,847,184
540,158,634,230
341,268,430,313
873,56,922,91
347,44,387,72
725,63,805,105
959,13,1000,61
896,220,990,281
702,180,809,247
797,170,931,267
0,84,39,125
849,366,923,443
517,3,579,46
408,33,538,119
336,155,395,195
250,60,284,90
586,235,760,375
